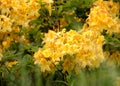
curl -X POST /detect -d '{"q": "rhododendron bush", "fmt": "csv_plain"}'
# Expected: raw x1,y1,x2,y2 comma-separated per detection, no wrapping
0,0,120,86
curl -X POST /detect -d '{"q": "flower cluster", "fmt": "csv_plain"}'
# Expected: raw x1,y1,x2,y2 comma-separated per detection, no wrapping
0,0,40,60
34,0,120,74
84,0,120,34
84,0,120,65
0,0,40,31
34,29,104,73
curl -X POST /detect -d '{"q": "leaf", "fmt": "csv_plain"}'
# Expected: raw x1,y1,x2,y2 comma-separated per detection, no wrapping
58,6,63,15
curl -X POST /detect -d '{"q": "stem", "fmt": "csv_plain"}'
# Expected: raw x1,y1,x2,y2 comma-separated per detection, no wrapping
54,80,68,86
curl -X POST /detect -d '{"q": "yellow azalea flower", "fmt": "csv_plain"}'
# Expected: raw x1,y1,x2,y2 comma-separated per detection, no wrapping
51,52,61,63
41,0,53,16
61,44,69,54
44,30,57,42
45,4,52,16
34,49,43,59
96,36,104,44
2,41,8,49
0,15,12,32
42,48,52,58
39,58,51,72
68,44,78,55
5,61,18,68
62,57,74,73
2,37,11,49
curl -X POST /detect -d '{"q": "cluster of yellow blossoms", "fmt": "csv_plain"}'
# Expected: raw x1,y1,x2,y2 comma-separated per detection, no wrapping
34,0,120,73
84,0,120,34
0,0,40,32
34,29,104,73
0,0,41,60
0,0,54,67
84,0,120,65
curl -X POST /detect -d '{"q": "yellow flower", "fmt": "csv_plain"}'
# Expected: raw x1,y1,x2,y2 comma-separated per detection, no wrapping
62,57,74,73
61,44,69,55
5,61,18,68
42,48,52,58
39,58,51,72
0,15,12,32
44,30,57,42
2,37,11,49
96,36,104,44
41,0,53,16
51,52,61,63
